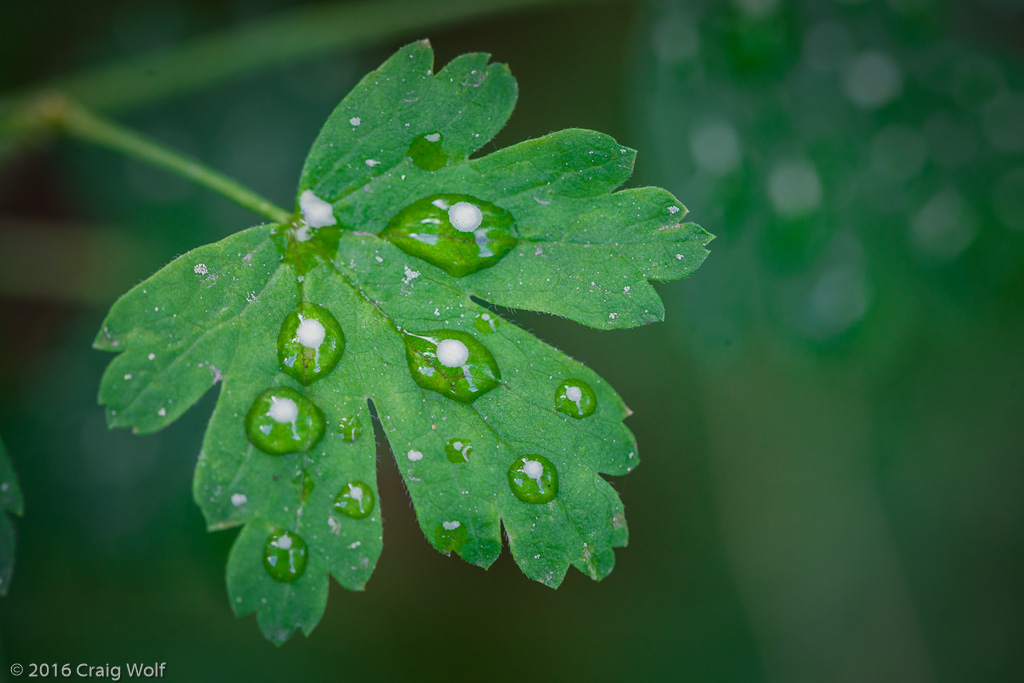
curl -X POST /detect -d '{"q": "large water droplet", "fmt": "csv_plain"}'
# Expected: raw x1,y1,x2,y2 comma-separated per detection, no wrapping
278,303,346,385
434,520,468,552
554,379,597,418
333,481,375,519
245,387,326,455
380,194,517,277
338,415,363,442
407,132,449,171
404,330,501,403
473,312,499,334
445,437,473,463
507,455,559,504
263,529,308,583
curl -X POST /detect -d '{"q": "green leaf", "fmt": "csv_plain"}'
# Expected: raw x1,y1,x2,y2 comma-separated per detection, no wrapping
0,436,24,597
95,40,712,643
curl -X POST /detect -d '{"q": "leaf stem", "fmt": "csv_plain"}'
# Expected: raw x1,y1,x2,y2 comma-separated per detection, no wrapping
35,95,292,224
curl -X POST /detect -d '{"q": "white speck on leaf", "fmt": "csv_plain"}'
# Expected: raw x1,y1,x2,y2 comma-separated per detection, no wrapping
299,189,336,228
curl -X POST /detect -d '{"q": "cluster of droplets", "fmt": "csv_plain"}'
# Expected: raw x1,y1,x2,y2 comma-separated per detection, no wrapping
251,181,607,574
243,298,374,582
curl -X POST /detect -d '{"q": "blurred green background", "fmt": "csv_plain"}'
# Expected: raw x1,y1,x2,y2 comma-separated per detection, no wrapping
1,0,1022,680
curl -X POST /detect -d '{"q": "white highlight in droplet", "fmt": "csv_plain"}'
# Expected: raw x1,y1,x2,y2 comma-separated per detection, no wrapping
442,520,461,530
425,133,441,142
436,339,469,367
565,386,583,402
522,460,544,480
349,484,364,501
267,396,299,423
296,317,326,349
299,190,336,228
448,202,483,232
276,534,293,550
408,449,423,461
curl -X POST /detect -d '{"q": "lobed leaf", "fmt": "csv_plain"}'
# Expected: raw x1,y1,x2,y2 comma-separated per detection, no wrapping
96,41,712,643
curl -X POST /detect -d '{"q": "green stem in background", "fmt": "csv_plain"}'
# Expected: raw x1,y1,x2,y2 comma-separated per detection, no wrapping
0,0,604,119
32,96,292,224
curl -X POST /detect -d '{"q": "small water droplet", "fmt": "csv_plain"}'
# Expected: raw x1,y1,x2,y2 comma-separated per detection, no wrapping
277,303,346,385
433,520,468,552
507,455,559,504
338,415,363,442
404,329,501,403
407,132,449,170
245,387,326,455
445,437,473,463
554,379,597,418
380,194,517,277
333,481,375,519
473,312,499,334
263,529,308,583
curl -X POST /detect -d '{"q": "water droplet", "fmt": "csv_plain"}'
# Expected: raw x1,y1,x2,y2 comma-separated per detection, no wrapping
407,132,449,170
263,530,308,583
473,312,499,334
338,415,363,442
403,329,501,403
433,520,468,552
333,481,375,519
555,379,597,418
245,387,326,455
507,455,559,504
445,437,473,463
380,194,517,277
277,303,346,385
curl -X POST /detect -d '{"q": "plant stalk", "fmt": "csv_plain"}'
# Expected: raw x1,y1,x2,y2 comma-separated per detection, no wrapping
35,96,292,224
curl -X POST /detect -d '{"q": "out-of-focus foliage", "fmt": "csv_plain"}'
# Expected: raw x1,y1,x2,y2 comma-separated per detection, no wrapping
0,437,23,596
639,0,1024,359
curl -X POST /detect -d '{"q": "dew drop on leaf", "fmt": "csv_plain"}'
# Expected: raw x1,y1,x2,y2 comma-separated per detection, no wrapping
245,387,326,455
433,520,468,552
263,530,308,583
473,312,499,334
333,481,375,519
277,303,346,385
380,194,517,277
444,437,473,463
507,455,559,504
403,329,501,403
554,379,597,418
406,131,449,170
337,415,363,442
